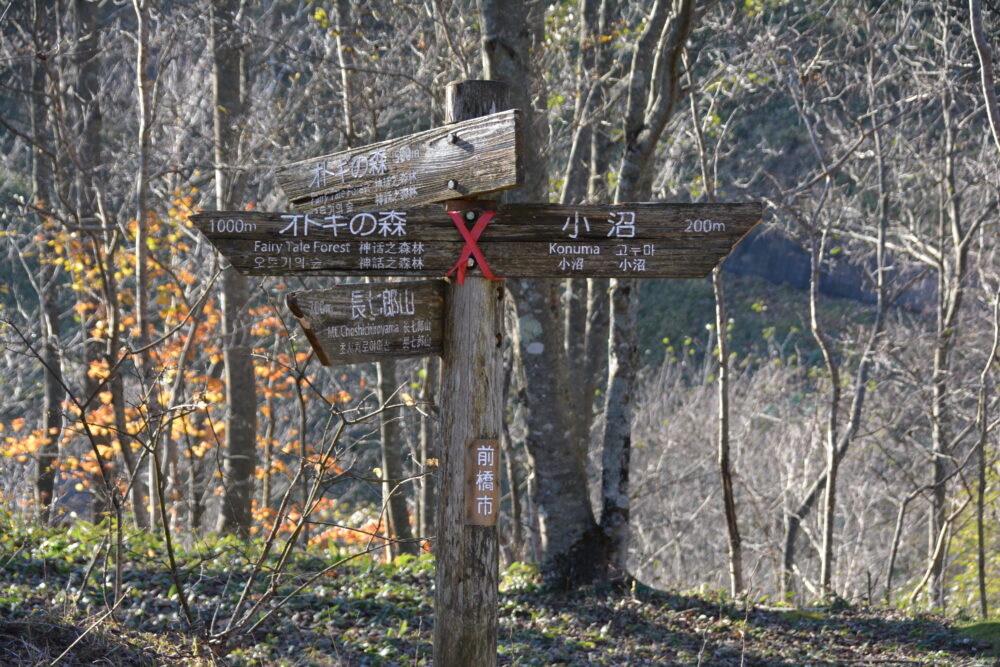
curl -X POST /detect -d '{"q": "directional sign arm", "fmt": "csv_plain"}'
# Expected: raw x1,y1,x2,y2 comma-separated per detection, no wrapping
286,281,447,367
192,202,762,279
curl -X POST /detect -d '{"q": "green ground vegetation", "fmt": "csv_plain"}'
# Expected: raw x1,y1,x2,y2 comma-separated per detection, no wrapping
0,512,996,666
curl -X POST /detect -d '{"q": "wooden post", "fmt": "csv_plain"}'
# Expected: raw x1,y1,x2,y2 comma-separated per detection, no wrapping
193,66,761,657
434,80,508,667
192,76,760,660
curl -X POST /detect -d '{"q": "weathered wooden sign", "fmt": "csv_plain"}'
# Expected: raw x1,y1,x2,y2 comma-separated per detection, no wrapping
465,439,500,527
191,202,761,280
192,78,766,667
274,110,523,214
285,281,445,366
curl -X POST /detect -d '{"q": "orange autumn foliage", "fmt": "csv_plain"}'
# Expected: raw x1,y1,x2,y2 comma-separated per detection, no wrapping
1,195,380,541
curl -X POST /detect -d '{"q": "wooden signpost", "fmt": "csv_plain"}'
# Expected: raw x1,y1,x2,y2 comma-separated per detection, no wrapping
193,79,762,667
286,281,445,366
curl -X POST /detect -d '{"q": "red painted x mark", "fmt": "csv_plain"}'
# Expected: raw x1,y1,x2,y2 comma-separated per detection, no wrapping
446,210,502,284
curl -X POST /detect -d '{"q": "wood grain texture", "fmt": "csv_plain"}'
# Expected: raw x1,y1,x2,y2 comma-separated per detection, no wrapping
274,109,523,213
434,78,505,667
435,275,504,666
192,202,761,279
465,439,500,526
285,281,445,367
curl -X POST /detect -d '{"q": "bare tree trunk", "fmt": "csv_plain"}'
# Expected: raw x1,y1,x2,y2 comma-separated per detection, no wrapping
587,0,616,206
158,308,205,538
713,267,744,594
582,278,609,425
928,46,969,606
187,362,222,534
927,20,952,610
578,0,617,421
564,278,588,422
213,0,256,538
480,0,607,588
74,0,107,523
558,0,600,206
294,369,310,548
928,224,950,609
688,71,743,596
378,360,417,557
970,0,1000,155
418,357,438,544
809,227,840,596
261,345,279,515
500,343,523,562
599,277,637,578
31,0,62,525
501,434,524,562
133,0,161,532
969,0,1000,620
601,0,695,577
505,294,541,564
333,0,356,148
560,0,600,401
783,473,820,597
37,262,63,525
563,0,617,452
976,289,1000,617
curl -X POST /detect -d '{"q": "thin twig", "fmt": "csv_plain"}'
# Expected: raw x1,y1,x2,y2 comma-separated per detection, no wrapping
48,595,126,666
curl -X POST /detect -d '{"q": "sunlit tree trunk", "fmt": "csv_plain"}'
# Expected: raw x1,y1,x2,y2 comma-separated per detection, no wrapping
969,0,1000,619
580,1,618,430
969,0,1000,155
688,75,744,595
601,0,695,578
479,0,607,588
133,0,162,532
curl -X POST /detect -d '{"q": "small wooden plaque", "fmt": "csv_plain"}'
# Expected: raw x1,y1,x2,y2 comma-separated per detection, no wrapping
275,109,523,213
286,281,446,367
465,439,500,527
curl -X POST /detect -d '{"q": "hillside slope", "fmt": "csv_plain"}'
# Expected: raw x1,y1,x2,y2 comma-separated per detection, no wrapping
2,533,997,666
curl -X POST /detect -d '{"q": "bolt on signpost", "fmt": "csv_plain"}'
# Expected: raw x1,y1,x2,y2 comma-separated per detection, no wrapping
192,80,761,666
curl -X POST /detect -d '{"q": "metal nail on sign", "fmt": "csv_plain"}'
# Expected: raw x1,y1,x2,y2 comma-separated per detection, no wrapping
274,109,523,214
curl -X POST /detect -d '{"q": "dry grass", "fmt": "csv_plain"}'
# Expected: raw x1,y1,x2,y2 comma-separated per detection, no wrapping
0,614,189,666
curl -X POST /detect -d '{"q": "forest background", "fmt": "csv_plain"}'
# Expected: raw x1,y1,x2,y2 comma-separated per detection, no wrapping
1,0,999,662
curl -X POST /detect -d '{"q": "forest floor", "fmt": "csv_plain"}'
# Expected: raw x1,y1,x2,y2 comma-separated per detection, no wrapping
4,534,1000,667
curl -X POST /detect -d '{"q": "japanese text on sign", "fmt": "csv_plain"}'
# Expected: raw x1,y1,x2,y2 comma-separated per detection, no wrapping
466,439,500,526
548,209,645,273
